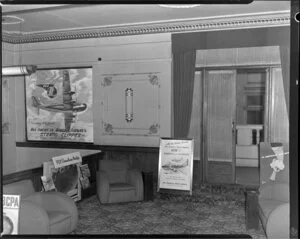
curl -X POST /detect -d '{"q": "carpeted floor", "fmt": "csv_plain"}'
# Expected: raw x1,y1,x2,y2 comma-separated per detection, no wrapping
73,184,266,238
236,167,260,187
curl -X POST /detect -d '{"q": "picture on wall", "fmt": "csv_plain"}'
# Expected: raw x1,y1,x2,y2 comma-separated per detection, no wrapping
25,67,93,142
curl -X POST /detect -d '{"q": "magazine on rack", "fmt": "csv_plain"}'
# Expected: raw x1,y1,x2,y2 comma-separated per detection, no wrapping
79,164,91,189
2,195,21,235
41,175,56,192
80,164,91,177
43,152,82,201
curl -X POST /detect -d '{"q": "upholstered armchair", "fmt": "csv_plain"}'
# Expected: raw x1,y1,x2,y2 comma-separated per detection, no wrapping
258,142,290,239
3,179,78,234
96,160,144,204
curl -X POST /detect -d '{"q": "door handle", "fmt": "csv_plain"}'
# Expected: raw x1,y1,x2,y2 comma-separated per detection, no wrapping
232,121,236,134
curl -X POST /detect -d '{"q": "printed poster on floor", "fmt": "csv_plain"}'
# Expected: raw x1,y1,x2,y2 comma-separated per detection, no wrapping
158,138,194,194
2,195,20,235
25,67,93,142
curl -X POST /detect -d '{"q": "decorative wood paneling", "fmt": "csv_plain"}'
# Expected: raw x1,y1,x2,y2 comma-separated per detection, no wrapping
101,73,160,135
94,60,171,147
15,34,171,67
3,152,102,199
196,46,281,68
207,161,233,184
102,147,203,188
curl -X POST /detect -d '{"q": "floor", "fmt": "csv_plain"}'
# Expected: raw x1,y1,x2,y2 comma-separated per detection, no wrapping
72,184,266,238
236,166,260,187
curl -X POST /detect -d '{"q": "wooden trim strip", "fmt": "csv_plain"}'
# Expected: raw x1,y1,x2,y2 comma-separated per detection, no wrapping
16,142,159,153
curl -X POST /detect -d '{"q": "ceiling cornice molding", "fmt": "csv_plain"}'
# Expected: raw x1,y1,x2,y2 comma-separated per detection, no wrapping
2,11,290,44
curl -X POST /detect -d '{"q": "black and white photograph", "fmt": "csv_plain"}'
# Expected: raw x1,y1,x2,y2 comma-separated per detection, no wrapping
1,2,298,238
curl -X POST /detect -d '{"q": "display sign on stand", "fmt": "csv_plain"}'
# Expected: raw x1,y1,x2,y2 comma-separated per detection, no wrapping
157,138,194,195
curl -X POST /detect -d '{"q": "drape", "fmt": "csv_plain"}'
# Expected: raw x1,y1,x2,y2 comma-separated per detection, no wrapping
279,45,290,119
173,50,196,138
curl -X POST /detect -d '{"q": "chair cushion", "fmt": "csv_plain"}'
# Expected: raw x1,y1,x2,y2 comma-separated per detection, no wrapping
48,211,71,225
258,198,286,228
48,211,72,234
110,183,135,192
109,188,136,203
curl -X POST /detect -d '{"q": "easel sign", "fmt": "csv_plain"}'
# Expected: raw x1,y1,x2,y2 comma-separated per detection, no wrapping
157,138,194,195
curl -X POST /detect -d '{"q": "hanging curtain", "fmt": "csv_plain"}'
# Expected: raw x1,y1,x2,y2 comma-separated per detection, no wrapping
173,50,196,138
279,44,290,119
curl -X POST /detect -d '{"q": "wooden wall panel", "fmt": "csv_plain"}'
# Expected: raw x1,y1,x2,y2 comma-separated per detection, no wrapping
1,43,15,66
16,147,101,172
19,34,171,67
207,162,233,184
2,43,18,175
6,33,172,174
3,152,102,198
94,60,172,147
103,148,203,188
196,46,281,68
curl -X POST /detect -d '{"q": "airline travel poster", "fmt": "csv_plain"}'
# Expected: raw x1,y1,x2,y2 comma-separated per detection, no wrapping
158,138,194,194
25,68,93,142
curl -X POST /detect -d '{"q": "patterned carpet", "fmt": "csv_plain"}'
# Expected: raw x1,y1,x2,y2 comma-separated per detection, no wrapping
72,184,266,238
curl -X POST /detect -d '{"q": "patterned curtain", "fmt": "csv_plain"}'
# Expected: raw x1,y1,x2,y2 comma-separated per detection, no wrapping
173,50,196,138
279,44,290,119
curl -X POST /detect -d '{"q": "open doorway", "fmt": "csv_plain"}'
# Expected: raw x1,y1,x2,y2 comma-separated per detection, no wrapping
235,68,267,186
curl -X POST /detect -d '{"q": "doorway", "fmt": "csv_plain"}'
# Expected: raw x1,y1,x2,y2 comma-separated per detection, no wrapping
235,68,267,186
203,67,268,186
203,69,236,184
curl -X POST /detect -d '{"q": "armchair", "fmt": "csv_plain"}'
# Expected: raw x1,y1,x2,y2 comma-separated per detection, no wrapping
258,182,289,239
258,142,290,239
3,179,78,234
96,160,144,204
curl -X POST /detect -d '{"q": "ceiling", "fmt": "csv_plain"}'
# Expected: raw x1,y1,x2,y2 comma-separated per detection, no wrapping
1,2,290,34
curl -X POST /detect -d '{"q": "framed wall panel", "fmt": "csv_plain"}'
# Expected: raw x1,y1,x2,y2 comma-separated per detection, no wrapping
94,60,171,147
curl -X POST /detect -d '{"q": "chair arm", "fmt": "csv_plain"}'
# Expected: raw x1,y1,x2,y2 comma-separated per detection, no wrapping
19,200,50,234
96,171,110,203
266,202,290,239
259,182,289,202
127,170,144,200
24,191,78,231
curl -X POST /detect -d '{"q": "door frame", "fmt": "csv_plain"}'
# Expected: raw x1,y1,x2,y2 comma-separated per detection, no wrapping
197,65,276,184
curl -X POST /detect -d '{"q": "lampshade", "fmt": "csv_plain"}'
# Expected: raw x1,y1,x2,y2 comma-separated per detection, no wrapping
2,65,37,76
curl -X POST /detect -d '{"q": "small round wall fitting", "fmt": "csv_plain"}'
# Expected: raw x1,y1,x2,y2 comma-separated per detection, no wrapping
294,12,299,23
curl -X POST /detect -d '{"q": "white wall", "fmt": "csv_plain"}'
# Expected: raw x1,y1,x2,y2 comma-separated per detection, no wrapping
2,33,172,174
2,43,18,174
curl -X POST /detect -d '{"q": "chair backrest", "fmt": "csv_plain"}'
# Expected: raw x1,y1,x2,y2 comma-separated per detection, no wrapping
99,160,130,184
3,179,35,199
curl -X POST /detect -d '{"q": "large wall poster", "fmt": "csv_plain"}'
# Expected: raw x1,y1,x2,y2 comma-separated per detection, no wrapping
158,138,194,194
25,67,93,142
